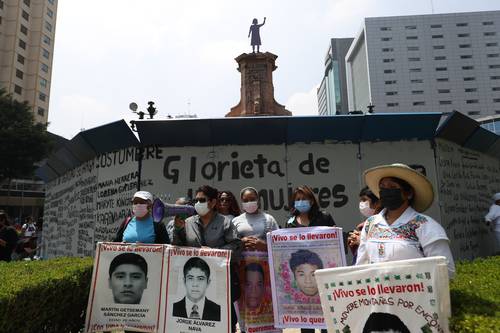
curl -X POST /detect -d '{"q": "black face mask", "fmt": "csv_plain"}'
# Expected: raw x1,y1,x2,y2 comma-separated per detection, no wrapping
379,188,404,210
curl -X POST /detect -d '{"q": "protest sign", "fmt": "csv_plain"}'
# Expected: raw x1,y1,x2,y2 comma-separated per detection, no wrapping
164,246,231,333
238,251,281,333
316,256,451,333
85,242,165,332
267,227,346,329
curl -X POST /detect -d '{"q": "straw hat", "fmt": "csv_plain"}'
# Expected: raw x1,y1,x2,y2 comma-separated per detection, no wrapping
364,163,434,212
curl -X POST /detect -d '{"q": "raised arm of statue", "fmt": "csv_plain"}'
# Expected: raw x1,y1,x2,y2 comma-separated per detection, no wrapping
260,17,266,27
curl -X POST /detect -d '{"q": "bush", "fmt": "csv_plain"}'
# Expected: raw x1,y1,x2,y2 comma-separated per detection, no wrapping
0,256,498,332
0,257,93,333
450,256,500,332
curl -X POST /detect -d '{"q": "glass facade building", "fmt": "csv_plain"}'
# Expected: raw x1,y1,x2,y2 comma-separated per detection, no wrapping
317,38,354,115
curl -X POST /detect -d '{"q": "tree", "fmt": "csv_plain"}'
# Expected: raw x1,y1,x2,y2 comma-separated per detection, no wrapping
0,88,53,183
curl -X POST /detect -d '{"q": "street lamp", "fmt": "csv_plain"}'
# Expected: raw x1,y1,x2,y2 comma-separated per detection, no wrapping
129,101,157,131
128,101,158,190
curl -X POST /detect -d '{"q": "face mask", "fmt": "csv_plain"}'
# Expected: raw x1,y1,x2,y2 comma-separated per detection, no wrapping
294,200,311,213
195,202,210,216
359,201,375,217
133,204,149,218
379,188,404,210
242,201,259,214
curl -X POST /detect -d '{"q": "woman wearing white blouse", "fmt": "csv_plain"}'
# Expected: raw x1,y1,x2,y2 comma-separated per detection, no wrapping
356,163,455,278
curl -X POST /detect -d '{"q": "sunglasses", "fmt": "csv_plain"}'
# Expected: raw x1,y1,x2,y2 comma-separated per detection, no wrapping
194,197,208,203
219,198,231,202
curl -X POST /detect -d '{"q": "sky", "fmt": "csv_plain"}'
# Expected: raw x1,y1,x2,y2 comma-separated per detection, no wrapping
47,0,499,139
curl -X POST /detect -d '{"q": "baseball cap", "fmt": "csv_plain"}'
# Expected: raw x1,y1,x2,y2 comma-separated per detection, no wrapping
133,191,153,202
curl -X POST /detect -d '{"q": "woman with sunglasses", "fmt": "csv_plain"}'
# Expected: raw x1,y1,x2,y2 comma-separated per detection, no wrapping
232,187,279,251
172,185,242,333
217,191,241,220
172,185,242,252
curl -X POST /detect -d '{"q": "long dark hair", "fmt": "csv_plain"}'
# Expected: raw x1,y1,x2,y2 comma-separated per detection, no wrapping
217,191,241,216
290,185,320,218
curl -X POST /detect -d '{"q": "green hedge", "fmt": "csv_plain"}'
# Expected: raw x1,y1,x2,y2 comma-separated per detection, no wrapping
0,257,93,333
449,256,500,333
0,256,498,332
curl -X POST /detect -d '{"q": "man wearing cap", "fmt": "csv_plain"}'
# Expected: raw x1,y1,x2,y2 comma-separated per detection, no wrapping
485,193,500,254
114,191,170,244
108,252,148,304
356,163,455,278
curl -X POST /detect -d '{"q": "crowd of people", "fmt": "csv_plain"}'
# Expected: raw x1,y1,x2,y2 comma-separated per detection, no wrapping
111,163,470,332
0,211,41,262
1,162,497,332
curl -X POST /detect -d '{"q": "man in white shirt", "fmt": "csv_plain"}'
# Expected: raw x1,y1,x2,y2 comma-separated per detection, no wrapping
22,216,36,238
172,257,221,321
485,192,500,254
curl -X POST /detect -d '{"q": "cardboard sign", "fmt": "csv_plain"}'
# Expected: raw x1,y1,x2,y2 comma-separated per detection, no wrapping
267,227,346,329
238,251,280,333
85,243,165,332
164,246,231,333
85,244,231,333
316,257,451,333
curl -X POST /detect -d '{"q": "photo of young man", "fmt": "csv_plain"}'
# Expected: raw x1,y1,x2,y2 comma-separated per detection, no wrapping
173,257,221,321
244,263,265,310
289,249,324,297
108,252,148,305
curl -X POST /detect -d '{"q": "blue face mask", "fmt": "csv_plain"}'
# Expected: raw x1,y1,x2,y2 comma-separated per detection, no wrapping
294,200,311,213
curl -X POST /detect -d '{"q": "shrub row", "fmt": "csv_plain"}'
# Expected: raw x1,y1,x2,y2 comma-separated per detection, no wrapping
0,257,93,333
449,255,500,333
0,256,498,332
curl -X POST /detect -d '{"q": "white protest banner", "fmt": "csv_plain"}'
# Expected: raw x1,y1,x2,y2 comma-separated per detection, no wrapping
267,227,346,329
85,242,165,332
164,246,231,333
238,251,281,333
316,256,451,333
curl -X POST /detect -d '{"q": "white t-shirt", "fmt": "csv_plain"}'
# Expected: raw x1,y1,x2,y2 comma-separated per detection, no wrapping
23,223,36,237
232,212,279,240
485,204,500,231
356,207,455,277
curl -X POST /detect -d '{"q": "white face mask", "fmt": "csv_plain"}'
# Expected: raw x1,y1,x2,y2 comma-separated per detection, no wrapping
242,201,259,214
133,204,149,218
195,202,211,216
359,201,375,217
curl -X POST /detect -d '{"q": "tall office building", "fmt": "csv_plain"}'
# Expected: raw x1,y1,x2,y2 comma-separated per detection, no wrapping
346,11,500,118
317,38,353,115
0,0,57,124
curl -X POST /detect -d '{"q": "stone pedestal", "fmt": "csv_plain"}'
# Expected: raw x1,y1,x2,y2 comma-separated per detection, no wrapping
226,52,292,117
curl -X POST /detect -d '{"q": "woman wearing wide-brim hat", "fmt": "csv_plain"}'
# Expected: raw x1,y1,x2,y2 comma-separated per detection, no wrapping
356,163,455,278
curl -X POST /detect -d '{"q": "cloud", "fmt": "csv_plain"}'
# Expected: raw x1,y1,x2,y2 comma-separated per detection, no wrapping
48,95,115,139
199,40,248,65
286,85,319,116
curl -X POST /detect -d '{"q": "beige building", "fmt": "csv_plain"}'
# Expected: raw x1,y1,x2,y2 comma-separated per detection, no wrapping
0,0,57,124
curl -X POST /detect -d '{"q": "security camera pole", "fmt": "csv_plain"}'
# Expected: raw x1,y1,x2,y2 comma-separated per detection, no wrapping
128,101,158,191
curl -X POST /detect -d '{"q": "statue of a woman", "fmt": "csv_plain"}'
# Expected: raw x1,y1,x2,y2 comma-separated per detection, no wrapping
248,17,266,53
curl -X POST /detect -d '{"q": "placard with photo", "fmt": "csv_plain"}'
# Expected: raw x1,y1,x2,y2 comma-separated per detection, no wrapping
164,246,231,333
238,251,281,333
85,242,165,332
267,227,346,329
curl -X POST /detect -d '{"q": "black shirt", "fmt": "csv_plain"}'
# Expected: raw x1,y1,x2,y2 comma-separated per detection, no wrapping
0,226,19,262
286,210,336,228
